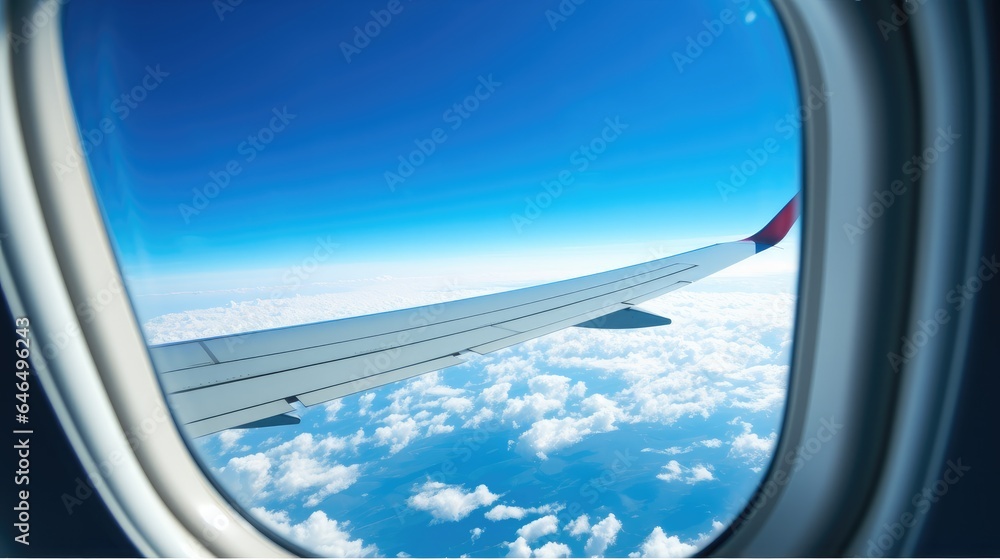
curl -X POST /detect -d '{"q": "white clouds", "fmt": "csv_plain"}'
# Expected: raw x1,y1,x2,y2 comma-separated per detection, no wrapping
516,515,560,542
373,415,421,454
216,432,361,508
629,527,698,558
585,513,622,556
219,452,271,501
181,277,795,557
391,371,465,410
251,508,377,558
641,445,692,456
729,421,777,471
361,371,492,453
217,429,247,453
442,396,475,414
506,537,533,558
687,464,715,483
503,392,566,424
657,460,683,482
631,382,726,425
425,412,454,436
505,537,572,558
273,455,360,507
347,428,368,448
481,382,512,404
485,503,562,521
407,481,499,523
470,527,484,542
533,541,572,558
463,407,495,429
358,393,375,416
527,375,573,401
373,408,456,454
567,514,590,536
487,505,529,521
483,355,537,383
517,417,588,460
695,518,726,543
726,365,788,412
324,400,344,422
501,509,619,556
515,290,795,431
656,460,715,484
518,394,625,459
269,432,349,456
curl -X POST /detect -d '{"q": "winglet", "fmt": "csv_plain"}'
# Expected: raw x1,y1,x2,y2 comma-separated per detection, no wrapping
743,193,801,251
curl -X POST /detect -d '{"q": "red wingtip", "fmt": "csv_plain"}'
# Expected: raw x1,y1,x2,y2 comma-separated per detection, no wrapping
743,193,801,246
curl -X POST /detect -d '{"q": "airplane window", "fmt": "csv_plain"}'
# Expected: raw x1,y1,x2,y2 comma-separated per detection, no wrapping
62,0,801,556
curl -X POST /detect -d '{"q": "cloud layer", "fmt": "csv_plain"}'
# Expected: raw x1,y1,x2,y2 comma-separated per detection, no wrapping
406,481,499,523
182,275,796,557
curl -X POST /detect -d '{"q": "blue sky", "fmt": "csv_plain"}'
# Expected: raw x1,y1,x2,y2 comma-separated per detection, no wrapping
63,0,799,285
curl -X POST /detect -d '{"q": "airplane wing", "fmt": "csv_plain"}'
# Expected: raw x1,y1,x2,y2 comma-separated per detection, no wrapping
151,195,800,437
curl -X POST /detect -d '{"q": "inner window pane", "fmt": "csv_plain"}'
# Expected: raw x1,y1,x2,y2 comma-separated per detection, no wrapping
62,1,801,556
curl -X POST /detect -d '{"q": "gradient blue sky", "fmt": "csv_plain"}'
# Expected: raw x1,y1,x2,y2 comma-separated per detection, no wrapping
63,0,799,285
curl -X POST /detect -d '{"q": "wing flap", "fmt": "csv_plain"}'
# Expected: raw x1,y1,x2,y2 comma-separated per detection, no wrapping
184,399,295,439
148,342,215,372
296,355,465,407
168,326,511,424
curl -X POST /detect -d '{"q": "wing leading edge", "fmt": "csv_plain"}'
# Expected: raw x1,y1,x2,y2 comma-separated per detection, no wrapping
151,194,800,437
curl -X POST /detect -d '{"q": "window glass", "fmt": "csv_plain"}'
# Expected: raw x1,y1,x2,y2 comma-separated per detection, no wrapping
63,1,801,556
